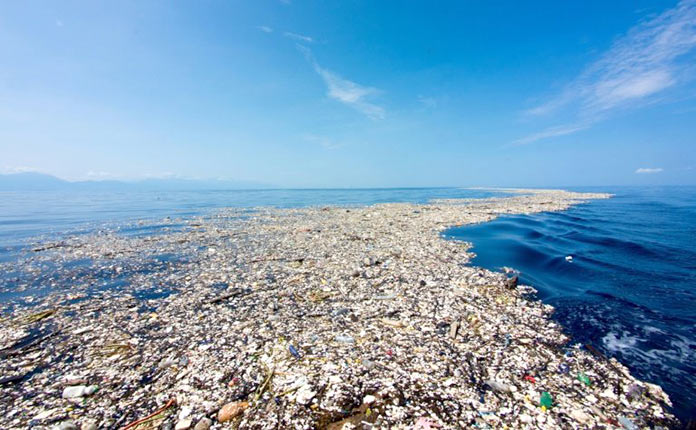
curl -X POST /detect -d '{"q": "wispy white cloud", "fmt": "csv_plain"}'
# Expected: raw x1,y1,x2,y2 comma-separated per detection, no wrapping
284,32,313,43
257,26,273,33
635,167,664,174
297,45,385,119
518,0,696,144
535,0,696,116
303,134,344,150
510,124,588,146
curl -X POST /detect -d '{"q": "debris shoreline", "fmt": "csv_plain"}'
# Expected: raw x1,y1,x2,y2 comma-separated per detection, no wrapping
0,189,680,429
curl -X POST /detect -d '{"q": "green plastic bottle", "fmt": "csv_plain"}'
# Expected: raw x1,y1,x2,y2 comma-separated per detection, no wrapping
540,391,553,409
577,372,591,386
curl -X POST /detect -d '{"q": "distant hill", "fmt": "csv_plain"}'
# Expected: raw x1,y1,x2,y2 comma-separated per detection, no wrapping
0,172,68,191
0,172,272,191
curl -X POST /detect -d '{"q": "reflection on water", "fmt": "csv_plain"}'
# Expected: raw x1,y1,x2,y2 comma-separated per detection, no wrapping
0,187,503,249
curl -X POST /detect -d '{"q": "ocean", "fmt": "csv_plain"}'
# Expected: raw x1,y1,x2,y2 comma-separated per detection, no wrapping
1,186,694,421
444,186,696,421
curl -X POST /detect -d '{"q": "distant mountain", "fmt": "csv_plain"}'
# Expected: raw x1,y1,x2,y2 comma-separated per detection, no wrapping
0,172,68,191
0,172,272,191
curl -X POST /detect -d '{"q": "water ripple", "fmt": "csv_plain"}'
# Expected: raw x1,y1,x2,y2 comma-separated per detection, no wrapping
444,186,696,422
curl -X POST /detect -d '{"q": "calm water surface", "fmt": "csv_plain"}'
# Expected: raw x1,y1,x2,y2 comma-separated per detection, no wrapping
0,187,502,257
445,186,696,422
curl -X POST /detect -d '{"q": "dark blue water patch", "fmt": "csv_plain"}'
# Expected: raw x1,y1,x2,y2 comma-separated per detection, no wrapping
131,285,177,302
0,248,192,315
443,186,696,423
116,221,190,238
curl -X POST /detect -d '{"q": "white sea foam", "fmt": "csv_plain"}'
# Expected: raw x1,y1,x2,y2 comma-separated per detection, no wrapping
602,331,639,352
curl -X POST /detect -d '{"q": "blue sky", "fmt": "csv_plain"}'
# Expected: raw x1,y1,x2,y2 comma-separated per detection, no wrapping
1,0,695,187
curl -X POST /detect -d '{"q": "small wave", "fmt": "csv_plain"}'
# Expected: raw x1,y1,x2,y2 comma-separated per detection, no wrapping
585,290,646,310
447,188,696,421
563,231,660,258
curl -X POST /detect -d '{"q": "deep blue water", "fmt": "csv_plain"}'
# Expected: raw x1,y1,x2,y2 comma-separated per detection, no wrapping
444,186,696,422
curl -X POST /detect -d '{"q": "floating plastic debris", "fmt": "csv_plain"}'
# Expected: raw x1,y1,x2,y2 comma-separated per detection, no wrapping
618,416,639,430
578,372,591,386
539,391,553,410
0,189,678,429
288,344,301,359
334,335,355,343
413,417,442,429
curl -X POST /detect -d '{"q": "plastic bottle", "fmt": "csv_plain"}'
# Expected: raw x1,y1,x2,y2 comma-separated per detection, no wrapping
485,380,513,393
539,391,553,410
335,335,355,343
577,372,591,386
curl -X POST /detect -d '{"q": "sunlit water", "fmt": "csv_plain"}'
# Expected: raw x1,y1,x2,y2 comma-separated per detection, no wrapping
0,188,505,308
0,188,501,252
1,186,694,422
444,186,696,422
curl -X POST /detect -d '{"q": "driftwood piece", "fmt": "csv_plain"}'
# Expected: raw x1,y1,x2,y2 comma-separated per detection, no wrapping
0,330,58,359
206,288,251,304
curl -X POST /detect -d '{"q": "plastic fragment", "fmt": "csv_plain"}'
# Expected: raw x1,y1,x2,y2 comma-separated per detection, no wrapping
618,416,638,430
539,391,553,409
577,372,591,386
334,335,355,343
288,344,300,359
485,380,513,393
62,385,98,399
413,417,441,429
626,384,645,401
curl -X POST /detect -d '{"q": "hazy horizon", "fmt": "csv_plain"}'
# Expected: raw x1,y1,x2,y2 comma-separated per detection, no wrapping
4,171,696,191
2,1,695,187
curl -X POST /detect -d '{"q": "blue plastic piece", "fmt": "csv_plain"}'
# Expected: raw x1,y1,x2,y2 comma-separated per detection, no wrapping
288,344,301,359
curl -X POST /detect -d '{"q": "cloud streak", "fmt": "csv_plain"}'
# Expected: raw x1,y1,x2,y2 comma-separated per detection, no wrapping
303,134,344,150
257,26,273,33
298,45,385,119
284,32,313,43
510,124,588,146
517,0,696,144
538,0,696,115
635,167,664,174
